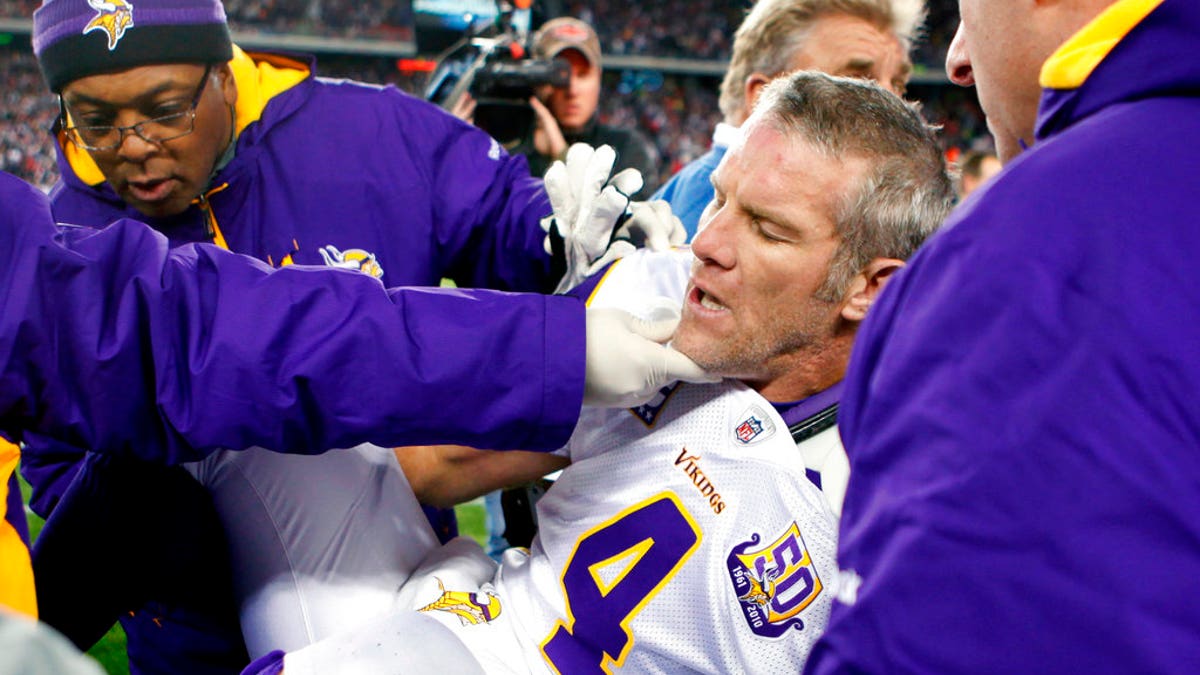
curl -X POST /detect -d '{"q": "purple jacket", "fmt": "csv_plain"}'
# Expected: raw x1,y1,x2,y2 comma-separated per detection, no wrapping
0,170,583,462
807,0,1200,672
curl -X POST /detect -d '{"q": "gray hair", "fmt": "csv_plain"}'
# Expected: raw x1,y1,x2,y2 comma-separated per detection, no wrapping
718,0,927,121
754,70,954,301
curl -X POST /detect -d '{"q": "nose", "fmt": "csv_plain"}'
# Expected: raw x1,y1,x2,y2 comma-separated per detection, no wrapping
946,21,975,87
115,127,160,163
690,200,735,270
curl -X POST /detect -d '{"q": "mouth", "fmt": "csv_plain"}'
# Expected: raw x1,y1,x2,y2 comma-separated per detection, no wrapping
688,283,730,314
124,177,178,204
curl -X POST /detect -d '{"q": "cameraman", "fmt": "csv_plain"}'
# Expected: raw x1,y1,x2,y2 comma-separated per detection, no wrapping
516,17,661,199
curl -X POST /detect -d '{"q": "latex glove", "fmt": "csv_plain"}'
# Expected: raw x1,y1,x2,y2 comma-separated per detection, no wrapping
582,308,720,408
544,144,644,293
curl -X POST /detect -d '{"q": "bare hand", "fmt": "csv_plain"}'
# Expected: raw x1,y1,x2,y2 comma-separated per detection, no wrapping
529,96,568,160
450,93,477,124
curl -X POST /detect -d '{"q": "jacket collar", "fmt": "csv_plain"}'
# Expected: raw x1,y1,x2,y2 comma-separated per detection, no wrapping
1036,0,1195,141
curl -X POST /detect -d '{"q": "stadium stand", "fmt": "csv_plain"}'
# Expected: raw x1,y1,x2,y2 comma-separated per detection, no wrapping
0,44,57,189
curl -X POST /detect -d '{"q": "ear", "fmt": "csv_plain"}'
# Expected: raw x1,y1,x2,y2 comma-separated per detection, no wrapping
215,63,238,107
840,258,905,323
742,73,772,119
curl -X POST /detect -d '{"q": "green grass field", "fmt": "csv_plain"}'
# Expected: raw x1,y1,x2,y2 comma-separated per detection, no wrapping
18,471,488,675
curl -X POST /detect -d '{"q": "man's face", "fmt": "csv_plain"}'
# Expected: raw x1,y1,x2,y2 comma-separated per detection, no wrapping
61,62,236,218
543,49,601,132
789,13,911,96
674,115,868,399
946,0,1049,162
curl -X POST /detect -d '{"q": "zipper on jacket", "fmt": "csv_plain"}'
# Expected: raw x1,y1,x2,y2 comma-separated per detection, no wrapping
193,183,231,249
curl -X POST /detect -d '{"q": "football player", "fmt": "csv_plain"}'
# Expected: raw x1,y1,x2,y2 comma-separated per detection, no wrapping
246,71,954,674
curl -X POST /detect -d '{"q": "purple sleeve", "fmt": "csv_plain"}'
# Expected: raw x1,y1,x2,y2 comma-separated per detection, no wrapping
400,93,556,293
0,172,584,465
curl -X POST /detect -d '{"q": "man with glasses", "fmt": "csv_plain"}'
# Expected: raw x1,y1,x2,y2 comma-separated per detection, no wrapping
25,0,680,670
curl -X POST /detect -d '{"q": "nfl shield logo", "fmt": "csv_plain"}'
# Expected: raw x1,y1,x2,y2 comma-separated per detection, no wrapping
736,416,764,443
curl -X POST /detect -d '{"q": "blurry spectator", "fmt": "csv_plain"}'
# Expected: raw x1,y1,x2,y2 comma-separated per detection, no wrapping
957,149,1002,200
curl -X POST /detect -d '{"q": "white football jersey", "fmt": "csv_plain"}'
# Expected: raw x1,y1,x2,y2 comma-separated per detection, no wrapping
494,379,840,674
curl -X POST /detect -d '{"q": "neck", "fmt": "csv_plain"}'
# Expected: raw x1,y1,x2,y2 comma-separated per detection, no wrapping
746,334,852,403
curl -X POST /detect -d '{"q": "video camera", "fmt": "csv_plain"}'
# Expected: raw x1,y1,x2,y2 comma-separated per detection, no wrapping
418,0,569,145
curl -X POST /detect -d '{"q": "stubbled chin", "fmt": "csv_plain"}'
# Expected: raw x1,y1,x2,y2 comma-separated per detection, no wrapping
670,322,713,366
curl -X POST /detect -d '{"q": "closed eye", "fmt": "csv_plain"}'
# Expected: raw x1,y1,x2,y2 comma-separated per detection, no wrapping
753,218,791,243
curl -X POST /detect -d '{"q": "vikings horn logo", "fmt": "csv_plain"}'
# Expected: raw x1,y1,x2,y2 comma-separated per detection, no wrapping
737,563,781,608
318,244,385,280
83,0,134,51
417,579,503,626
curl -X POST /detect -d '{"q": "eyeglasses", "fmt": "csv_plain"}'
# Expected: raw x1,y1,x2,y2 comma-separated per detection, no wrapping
61,64,213,152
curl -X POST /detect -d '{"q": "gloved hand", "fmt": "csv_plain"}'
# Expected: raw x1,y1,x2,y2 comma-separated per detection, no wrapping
542,144,688,293
618,200,687,252
582,308,720,408
543,144,638,293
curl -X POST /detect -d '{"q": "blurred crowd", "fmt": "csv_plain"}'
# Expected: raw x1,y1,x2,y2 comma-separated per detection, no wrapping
222,0,414,41
0,0,989,191
0,0,966,70
911,0,958,73
566,0,742,60
0,46,58,189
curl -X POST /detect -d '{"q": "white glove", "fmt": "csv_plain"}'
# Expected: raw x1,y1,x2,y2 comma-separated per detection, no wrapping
543,144,643,293
583,308,720,408
617,200,687,252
